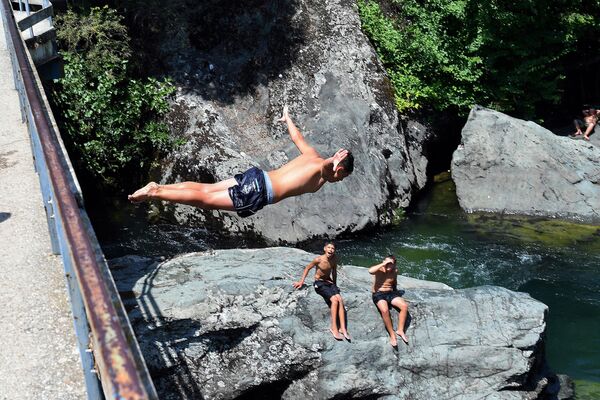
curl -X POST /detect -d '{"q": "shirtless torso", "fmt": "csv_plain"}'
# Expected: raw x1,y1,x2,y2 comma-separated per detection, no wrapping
372,265,397,293
268,155,330,203
293,243,338,287
313,253,337,282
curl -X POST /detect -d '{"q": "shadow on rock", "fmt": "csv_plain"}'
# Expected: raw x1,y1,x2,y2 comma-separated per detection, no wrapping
135,0,305,104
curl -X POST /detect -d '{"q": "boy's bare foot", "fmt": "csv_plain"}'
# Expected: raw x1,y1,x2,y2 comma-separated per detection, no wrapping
389,334,397,347
584,136,590,141
340,329,351,341
277,105,289,123
330,328,343,340
128,182,159,203
396,330,409,344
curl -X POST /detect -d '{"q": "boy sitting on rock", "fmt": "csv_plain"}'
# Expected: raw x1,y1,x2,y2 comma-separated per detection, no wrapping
369,255,409,346
293,242,351,341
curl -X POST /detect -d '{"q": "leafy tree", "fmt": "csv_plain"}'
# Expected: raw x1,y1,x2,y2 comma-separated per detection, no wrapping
51,7,176,187
358,0,484,112
358,0,600,119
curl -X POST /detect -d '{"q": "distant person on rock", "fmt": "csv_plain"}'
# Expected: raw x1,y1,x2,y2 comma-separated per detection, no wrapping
128,106,354,217
293,242,351,341
573,106,599,141
369,255,409,347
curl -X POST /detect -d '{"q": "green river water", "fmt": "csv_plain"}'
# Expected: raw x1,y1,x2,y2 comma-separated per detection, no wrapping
97,176,600,399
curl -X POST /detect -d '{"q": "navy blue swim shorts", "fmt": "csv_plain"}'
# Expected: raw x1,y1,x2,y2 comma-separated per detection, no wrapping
228,167,274,218
314,280,341,302
372,290,403,305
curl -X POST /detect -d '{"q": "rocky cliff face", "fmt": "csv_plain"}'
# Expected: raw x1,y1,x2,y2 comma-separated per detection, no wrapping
149,0,430,243
452,106,600,222
111,248,565,399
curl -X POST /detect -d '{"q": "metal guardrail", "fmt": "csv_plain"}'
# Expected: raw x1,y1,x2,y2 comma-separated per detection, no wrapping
0,1,158,399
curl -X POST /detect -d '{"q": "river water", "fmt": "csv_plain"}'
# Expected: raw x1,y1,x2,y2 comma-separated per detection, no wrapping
95,175,600,398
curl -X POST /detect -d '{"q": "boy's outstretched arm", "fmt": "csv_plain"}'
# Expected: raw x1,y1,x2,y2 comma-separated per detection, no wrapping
278,106,319,156
293,258,318,288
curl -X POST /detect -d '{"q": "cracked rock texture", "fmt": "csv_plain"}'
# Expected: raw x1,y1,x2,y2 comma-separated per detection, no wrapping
111,247,560,399
152,0,430,243
451,106,600,222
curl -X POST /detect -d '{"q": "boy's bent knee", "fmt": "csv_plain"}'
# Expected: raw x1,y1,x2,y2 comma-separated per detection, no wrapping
376,301,389,312
394,298,408,309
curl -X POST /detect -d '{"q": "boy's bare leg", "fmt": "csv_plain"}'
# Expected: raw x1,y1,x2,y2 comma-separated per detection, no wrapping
158,178,237,193
584,124,595,141
573,120,583,136
391,297,409,344
129,179,237,203
329,296,343,340
128,182,159,202
376,300,397,346
335,295,351,340
130,185,235,210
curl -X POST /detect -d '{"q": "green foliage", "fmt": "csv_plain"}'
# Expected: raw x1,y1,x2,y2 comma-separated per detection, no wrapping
56,7,131,75
392,207,406,225
51,7,176,186
358,0,600,118
358,0,484,113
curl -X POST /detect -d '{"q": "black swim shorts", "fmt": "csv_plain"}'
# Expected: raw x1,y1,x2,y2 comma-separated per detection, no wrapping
228,167,271,218
314,280,340,302
372,290,403,305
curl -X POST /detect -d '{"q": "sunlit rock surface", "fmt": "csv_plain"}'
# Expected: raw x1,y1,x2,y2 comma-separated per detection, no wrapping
452,106,600,222
153,0,431,243
111,248,566,399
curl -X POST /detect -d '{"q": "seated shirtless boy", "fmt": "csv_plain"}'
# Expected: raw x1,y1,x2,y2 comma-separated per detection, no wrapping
293,242,351,341
573,107,599,141
128,107,354,217
369,255,409,347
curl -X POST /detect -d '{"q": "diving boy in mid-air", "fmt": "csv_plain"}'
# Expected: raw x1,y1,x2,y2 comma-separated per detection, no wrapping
128,106,354,217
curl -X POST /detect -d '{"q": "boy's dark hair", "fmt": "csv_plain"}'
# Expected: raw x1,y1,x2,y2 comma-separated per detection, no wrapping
387,254,396,263
325,241,335,247
339,151,354,174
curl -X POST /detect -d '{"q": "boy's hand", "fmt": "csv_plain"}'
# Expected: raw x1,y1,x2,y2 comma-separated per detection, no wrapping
293,280,304,289
332,149,349,170
277,105,290,123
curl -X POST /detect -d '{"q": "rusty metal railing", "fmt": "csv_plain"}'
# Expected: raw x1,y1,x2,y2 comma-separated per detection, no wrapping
0,1,158,398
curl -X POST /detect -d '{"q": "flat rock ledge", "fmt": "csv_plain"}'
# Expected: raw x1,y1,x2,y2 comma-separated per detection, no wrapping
111,248,567,399
451,106,600,222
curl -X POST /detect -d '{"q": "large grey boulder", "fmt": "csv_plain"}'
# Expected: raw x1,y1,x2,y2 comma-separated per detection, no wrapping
152,0,428,243
111,248,561,399
452,106,600,222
